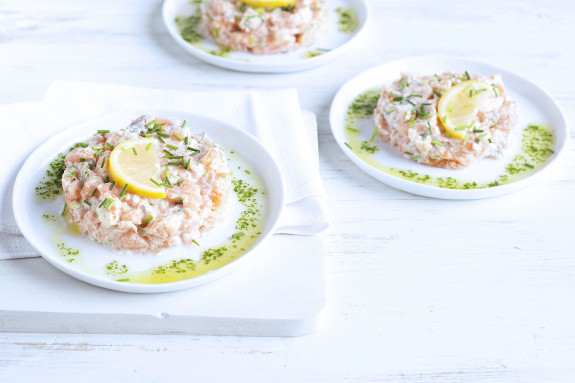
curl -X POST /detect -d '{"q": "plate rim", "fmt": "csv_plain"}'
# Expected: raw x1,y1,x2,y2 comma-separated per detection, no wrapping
161,0,371,73
329,55,569,199
12,110,285,293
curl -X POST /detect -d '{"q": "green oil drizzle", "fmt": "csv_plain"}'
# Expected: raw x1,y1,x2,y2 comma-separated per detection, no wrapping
57,242,79,264
35,142,88,201
302,48,330,58
175,10,203,44
344,89,556,190
175,9,234,59
335,6,358,34
117,176,264,284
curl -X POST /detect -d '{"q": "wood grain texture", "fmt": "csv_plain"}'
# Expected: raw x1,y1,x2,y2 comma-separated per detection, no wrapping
1,0,574,381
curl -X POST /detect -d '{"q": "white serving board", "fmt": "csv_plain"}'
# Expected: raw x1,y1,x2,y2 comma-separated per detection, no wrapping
0,234,324,336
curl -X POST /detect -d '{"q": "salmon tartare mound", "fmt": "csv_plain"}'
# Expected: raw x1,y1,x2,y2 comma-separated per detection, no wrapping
201,0,327,54
61,115,231,253
373,72,519,169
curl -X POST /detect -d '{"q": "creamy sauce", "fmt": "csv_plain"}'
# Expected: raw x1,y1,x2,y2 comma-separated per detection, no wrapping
344,89,556,190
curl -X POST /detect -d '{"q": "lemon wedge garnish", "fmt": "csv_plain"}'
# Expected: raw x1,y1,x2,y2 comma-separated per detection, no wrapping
437,80,492,139
109,138,166,199
240,0,296,8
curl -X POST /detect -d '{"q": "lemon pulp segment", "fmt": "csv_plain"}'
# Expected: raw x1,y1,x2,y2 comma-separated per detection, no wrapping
109,138,166,199
240,0,297,8
437,80,492,139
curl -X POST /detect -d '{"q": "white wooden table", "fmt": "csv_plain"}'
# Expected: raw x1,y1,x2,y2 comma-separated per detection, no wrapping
1,0,574,381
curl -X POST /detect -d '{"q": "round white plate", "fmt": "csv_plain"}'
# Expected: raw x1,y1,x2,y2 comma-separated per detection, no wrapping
162,0,370,73
13,111,285,293
329,56,568,199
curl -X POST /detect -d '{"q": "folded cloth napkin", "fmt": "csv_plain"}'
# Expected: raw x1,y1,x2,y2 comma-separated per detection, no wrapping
0,81,329,260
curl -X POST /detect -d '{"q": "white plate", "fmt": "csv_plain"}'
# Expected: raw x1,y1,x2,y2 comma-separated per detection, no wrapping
329,56,569,199
13,111,285,293
162,0,370,73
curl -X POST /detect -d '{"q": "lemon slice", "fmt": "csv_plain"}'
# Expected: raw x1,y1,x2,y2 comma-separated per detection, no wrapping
437,80,492,139
109,138,166,199
240,0,296,8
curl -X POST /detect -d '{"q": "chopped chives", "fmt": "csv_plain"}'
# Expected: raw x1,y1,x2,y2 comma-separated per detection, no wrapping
145,120,156,128
105,199,115,210
167,161,181,166
92,145,103,150
477,133,487,141
160,183,174,188
344,142,352,149
174,132,184,141
157,132,170,138
488,138,493,143
61,203,67,216
84,200,92,206
185,158,191,169
370,125,378,141
164,168,169,177
428,122,433,136
90,187,97,197
132,147,137,156
346,127,358,132
104,176,109,183
393,96,403,102
182,120,187,128
232,232,245,240
145,143,152,151
455,127,467,131
386,107,397,114
473,129,484,133
157,136,166,144
98,199,108,208
166,144,178,151
163,149,174,156
97,130,110,134
406,99,416,106
184,136,189,145
163,155,183,159
463,131,469,145
192,239,200,246
100,157,106,168
404,152,414,156
409,94,423,98
465,71,471,80
165,175,172,186
187,147,200,154
525,163,534,169
150,178,161,186
432,89,442,97
120,184,129,197
431,141,444,147
79,158,87,162
110,181,115,190
143,216,154,225
106,142,114,148
95,149,103,156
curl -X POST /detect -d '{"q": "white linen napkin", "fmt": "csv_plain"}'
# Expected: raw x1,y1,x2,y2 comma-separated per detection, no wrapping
0,81,329,260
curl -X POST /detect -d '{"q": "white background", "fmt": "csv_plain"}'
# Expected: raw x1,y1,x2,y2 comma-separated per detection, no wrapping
1,0,574,381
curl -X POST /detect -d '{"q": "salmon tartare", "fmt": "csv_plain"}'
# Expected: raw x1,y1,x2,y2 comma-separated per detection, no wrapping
373,72,519,169
61,115,231,253
201,0,327,54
